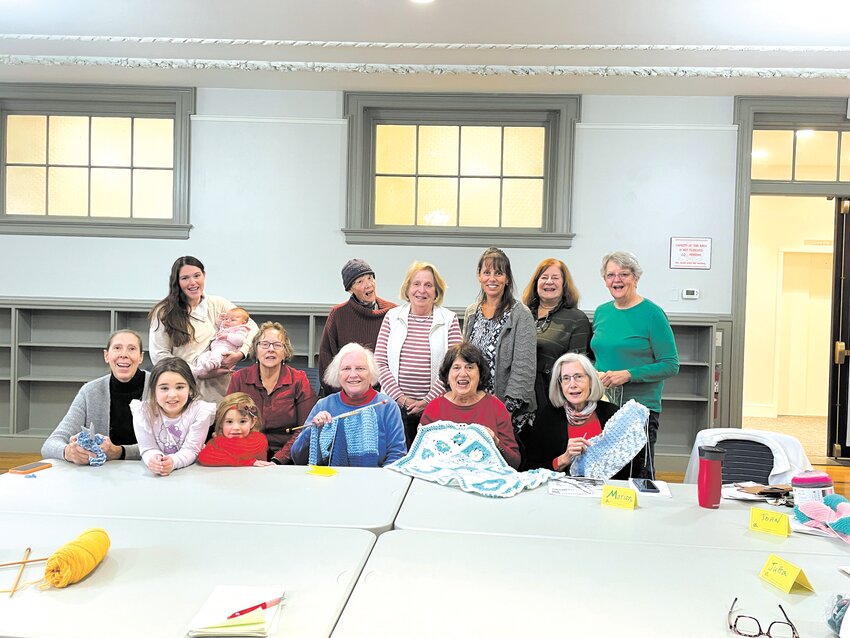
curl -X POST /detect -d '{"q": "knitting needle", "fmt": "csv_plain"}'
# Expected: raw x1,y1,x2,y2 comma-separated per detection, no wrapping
290,400,388,431
9,547,30,598
0,556,47,569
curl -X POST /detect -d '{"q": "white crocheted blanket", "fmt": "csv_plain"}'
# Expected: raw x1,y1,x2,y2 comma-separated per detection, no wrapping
387,421,562,498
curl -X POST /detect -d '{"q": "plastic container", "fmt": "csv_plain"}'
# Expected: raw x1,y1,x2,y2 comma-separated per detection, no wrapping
697,445,725,509
792,470,834,506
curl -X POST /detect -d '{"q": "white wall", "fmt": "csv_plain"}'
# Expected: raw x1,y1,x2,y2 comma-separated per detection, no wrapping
0,91,738,315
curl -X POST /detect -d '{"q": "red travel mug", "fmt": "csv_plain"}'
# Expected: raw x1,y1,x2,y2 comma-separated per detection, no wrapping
697,445,725,509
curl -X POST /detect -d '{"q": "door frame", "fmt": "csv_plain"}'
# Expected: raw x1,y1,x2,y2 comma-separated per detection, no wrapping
731,98,850,446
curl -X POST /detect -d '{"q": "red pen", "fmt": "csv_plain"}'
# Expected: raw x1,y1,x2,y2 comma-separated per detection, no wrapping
227,596,283,619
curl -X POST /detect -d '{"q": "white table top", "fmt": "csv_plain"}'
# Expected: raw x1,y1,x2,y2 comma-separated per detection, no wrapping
395,479,850,556
334,530,844,638
0,512,375,638
0,461,411,533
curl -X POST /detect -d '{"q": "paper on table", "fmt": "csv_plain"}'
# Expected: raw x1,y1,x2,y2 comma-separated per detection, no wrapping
722,482,768,501
187,585,285,637
548,476,604,498
629,479,672,498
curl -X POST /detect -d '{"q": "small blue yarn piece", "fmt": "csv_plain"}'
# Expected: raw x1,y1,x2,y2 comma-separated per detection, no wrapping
24,473,37,478
77,426,107,466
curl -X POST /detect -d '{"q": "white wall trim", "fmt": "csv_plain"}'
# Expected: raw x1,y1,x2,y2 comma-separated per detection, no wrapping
3,34,850,55
1,54,849,81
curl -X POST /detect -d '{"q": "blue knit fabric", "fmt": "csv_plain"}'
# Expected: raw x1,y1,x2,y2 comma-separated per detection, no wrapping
308,406,379,467
570,399,649,480
77,425,107,466
388,421,561,498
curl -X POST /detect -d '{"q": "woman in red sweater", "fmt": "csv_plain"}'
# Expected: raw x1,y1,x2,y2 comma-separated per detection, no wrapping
420,342,521,469
198,392,271,467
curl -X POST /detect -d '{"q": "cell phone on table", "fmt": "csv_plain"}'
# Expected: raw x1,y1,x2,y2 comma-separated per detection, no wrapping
9,461,52,474
633,478,659,493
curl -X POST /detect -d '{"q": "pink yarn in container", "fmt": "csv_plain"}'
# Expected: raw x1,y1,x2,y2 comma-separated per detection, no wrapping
791,470,834,505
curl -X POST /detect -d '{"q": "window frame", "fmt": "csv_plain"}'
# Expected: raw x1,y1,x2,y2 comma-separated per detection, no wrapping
0,83,195,239
344,92,580,248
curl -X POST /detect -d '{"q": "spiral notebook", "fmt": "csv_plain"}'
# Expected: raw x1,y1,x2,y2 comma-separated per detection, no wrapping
186,585,285,637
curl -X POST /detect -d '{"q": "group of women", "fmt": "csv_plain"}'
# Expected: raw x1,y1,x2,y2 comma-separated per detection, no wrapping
42,248,679,480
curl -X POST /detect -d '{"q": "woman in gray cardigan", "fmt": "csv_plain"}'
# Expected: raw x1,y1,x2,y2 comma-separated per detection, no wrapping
463,247,537,438
42,329,148,463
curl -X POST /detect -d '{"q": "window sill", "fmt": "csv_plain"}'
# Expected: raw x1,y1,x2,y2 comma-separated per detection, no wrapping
343,227,574,249
0,218,191,239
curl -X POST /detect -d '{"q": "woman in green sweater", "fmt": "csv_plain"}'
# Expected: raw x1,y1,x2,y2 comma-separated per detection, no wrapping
590,251,679,479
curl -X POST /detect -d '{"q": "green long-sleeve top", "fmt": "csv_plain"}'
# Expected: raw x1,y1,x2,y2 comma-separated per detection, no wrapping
590,298,679,413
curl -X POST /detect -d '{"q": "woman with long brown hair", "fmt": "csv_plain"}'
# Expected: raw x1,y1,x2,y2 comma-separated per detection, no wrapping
149,256,258,402
463,247,536,441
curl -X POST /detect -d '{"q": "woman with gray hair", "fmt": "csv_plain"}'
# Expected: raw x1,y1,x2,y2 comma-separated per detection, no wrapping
590,251,679,479
527,352,632,479
290,343,406,467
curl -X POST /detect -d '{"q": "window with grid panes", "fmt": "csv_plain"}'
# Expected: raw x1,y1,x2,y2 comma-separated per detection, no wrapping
344,93,580,248
0,84,194,239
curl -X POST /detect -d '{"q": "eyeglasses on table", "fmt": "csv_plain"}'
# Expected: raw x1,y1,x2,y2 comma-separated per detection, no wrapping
728,597,799,638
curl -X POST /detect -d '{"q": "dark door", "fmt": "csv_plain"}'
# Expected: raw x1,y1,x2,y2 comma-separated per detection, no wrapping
828,197,850,457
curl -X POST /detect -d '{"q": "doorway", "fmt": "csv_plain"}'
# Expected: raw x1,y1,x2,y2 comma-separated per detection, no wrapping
742,195,834,462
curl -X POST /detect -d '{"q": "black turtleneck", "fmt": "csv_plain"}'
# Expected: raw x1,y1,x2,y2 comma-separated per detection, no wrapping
108,368,146,445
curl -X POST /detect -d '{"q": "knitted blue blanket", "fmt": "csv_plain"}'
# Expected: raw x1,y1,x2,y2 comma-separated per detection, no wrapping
570,399,649,480
388,421,561,498
308,406,379,467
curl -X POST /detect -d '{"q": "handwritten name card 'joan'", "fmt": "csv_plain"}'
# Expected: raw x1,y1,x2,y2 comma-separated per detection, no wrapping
601,485,637,510
749,507,791,537
759,554,813,593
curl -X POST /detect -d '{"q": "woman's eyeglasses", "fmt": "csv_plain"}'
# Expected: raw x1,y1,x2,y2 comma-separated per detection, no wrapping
257,341,284,351
604,271,633,281
560,373,587,384
728,598,799,638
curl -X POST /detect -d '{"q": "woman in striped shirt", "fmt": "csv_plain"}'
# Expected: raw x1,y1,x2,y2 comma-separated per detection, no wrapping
375,262,463,447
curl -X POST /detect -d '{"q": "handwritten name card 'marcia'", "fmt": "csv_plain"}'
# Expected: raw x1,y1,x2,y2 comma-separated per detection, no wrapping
759,554,814,593
749,507,791,537
601,485,637,510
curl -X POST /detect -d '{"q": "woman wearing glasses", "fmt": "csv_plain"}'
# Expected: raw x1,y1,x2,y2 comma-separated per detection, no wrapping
227,321,317,463
591,251,679,478
528,352,632,478
519,258,591,469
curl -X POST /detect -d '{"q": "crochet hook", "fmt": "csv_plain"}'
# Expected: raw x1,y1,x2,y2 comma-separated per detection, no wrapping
227,596,283,619
9,547,30,598
291,399,388,431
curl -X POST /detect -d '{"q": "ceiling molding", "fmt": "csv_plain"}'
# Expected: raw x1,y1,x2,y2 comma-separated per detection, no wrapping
1,54,849,81
3,34,850,54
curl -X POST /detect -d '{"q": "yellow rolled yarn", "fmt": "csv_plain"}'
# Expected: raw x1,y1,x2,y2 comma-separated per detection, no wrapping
43,528,110,588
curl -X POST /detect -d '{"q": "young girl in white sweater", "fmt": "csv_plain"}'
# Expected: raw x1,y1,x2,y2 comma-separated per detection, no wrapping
131,357,215,476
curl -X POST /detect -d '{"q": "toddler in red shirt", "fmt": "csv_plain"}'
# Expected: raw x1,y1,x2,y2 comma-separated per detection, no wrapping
198,392,271,467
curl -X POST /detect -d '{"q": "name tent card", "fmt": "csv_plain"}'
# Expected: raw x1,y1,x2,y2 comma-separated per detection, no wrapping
749,507,791,537
601,485,638,510
307,466,337,477
759,554,814,593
